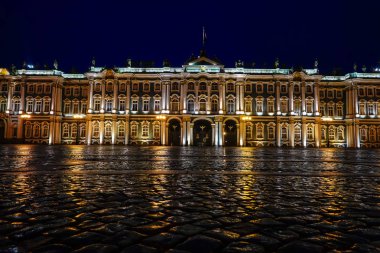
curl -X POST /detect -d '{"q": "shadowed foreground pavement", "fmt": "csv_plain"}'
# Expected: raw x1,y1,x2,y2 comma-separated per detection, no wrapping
1,145,380,253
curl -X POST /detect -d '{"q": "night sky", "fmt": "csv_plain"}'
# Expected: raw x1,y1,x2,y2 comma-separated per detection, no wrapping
1,0,380,74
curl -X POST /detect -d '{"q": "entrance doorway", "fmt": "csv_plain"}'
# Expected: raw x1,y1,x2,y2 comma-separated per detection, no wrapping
193,120,212,146
168,119,181,146
224,120,237,146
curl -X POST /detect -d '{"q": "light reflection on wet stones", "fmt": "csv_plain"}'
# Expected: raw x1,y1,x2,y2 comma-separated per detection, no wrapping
1,145,380,252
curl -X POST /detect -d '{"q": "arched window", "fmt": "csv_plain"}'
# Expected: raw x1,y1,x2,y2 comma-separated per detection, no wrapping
306,100,313,114
93,122,100,138
256,124,264,139
281,126,288,140
369,127,376,142
211,98,218,112
105,124,112,138
25,123,32,138
171,97,179,112
130,124,138,139
33,124,40,137
329,127,335,141
80,124,86,138
153,124,160,139
227,98,235,113
360,127,367,141
62,124,69,138
187,99,194,112
246,124,252,140
142,125,149,137
307,125,314,140
94,99,101,111
41,123,49,138
118,124,125,138
294,125,301,141
106,99,113,112
199,98,206,111
337,127,344,141
71,124,77,138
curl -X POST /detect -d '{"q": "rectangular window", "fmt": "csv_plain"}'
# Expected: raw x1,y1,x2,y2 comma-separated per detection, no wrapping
327,90,334,98
142,125,149,137
256,84,263,93
37,85,43,94
368,88,373,96
328,105,334,116
132,83,139,91
281,127,288,139
154,83,161,91
336,90,343,98
267,84,274,93
359,88,365,96
143,100,149,112
119,100,126,111
73,88,80,96
35,100,42,113
132,100,138,111
245,84,251,92
73,103,79,114
307,127,313,140
337,105,343,116
154,126,160,139
319,90,325,98
268,127,274,139
81,103,87,114
43,100,50,113
27,100,33,112
94,100,100,111
64,103,71,114
65,88,71,96
256,100,263,113
106,100,112,112
281,85,287,93
154,100,160,111
256,126,263,139
45,85,51,93
267,101,274,114
245,101,252,113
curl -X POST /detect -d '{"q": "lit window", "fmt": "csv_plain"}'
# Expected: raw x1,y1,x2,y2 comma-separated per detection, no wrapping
132,100,138,112
143,100,149,112
154,125,160,139
199,98,206,111
105,124,112,138
142,125,149,137
294,126,301,141
154,100,160,112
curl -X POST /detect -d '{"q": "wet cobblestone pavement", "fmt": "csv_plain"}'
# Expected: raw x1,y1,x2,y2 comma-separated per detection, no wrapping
1,145,380,252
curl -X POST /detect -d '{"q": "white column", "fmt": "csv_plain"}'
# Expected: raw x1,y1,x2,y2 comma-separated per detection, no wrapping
113,81,118,113
20,83,25,112
186,121,191,146
126,82,131,113
212,124,215,145
125,119,129,145
218,121,223,146
315,123,320,148
7,83,13,112
240,85,244,113
214,121,219,146
354,86,359,117
49,120,55,145
190,124,194,145
289,82,294,114
276,81,281,115
301,82,306,115
289,120,294,147
86,119,92,145
207,83,211,113
166,83,170,112
235,83,240,113
162,83,167,111
182,120,187,145
276,120,281,147
101,81,105,113
99,120,104,144
111,119,116,144
51,85,56,112
314,82,319,116
89,81,94,112
302,121,307,147
219,83,224,113
161,120,166,145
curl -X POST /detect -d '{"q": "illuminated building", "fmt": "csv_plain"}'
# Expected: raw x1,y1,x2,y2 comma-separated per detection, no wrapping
1,54,380,148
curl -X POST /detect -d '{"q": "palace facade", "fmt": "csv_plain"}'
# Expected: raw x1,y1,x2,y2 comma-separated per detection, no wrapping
1,54,380,148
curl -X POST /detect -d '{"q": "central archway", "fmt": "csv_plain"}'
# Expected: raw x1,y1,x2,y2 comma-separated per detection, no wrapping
224,120,237,146
193,119,212,146
168,119,181,146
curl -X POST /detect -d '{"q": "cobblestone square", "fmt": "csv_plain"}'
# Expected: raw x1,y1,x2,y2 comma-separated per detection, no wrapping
1,145,380,252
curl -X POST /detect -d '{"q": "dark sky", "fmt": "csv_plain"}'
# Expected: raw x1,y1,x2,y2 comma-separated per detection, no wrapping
1,0,380,74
